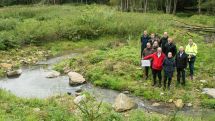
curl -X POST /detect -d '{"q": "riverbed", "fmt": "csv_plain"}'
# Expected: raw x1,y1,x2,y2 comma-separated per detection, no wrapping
0,53,214,117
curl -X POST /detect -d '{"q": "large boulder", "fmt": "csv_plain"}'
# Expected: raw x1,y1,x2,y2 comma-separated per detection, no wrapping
202,88,215,98
68,72,86,86
174,99,184,108
46,70,60,78
113,93,137,112
7,69,22,78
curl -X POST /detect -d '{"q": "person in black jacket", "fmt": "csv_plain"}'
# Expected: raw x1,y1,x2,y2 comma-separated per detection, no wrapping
163,52,175,90
175,46,188,86
148,33,157,46
160,32,168,50
141,30,150,58
163,38,177,57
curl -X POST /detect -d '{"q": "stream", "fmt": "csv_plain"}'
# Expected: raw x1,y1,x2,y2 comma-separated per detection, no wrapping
0,53,214,117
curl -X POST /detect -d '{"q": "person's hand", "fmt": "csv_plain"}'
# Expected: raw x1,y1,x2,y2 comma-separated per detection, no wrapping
188,55,191,59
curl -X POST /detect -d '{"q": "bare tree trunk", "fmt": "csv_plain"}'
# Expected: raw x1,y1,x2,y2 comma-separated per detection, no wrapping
198,0,201,14
165,0,172,14
144,0,148,13
173,0,177,14
165,0,168,13
121,0,123,11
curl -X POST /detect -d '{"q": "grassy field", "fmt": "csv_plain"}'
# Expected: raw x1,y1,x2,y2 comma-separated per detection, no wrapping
0,4,215,121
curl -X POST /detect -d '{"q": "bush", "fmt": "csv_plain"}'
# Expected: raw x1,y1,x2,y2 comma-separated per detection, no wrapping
201,99,215,109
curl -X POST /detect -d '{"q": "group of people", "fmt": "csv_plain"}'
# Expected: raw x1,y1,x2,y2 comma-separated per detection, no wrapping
141,31,198,90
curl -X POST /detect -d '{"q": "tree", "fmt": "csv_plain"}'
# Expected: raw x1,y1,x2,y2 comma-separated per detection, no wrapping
198,0,201,14
173,0,177,14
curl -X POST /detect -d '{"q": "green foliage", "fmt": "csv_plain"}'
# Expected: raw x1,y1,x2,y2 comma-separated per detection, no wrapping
1,5,214,50
201,99,215,109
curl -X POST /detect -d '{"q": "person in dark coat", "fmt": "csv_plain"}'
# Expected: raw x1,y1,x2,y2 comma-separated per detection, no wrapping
160,32,168,50
163,38,177,57
140,30,150,58
142,42,154,80
163,52,176,90
175,46,188,86
152,41,159,53
148,33,157,46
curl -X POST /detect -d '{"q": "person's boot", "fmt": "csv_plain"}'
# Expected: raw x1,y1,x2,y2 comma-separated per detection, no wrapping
190,75,193,80
163,85,166,91
152,80,156,86
145,76,148,80
158,80,162,88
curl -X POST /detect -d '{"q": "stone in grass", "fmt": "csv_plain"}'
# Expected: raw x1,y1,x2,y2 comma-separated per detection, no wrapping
74,95,86,104
0,63,12,70
113,93,137,112
187,103,193,107
68,72,86,86
168,99,173,103
200,80,207,83
152,102,160,107
33,108,40,112
173,99,184,108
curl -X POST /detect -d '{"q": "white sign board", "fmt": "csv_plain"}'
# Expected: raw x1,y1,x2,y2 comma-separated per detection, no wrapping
141,60,151,67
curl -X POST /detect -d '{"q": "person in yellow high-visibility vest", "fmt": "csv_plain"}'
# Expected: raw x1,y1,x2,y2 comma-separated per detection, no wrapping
185,39,198,80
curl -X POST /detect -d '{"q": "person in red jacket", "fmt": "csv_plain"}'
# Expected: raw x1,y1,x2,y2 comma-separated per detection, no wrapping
144,47,166,87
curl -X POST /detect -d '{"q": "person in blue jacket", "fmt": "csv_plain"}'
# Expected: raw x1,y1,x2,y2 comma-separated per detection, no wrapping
141,30,150,58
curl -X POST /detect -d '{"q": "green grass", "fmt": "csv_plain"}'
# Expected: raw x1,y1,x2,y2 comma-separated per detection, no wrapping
1,89,213,121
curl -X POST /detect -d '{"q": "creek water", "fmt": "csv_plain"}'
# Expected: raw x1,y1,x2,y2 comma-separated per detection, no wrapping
0,53,214,117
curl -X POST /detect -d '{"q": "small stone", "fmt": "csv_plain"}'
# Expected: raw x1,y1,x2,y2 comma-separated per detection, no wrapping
123,91,130,94
160,92,164,96
152,103,160,107
46,70,60,78
0,63,12,70
7,69,22,78
75,93,82,97
168,99,173,103
187,103,193,107
33,108,40,112
174,99,184,108
200,80,207,83
74,95,86,104
75,88,82,93
67,92,72,95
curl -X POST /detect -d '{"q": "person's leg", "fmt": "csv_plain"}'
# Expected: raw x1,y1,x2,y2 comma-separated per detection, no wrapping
177,68,181,85
182,68,186,86
158,70,162,87
190,61,194,80
145,67,149,79
168,77,172,90
163,74,167,89
141,46,144,58
189,61,193,80
152,69,157,86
